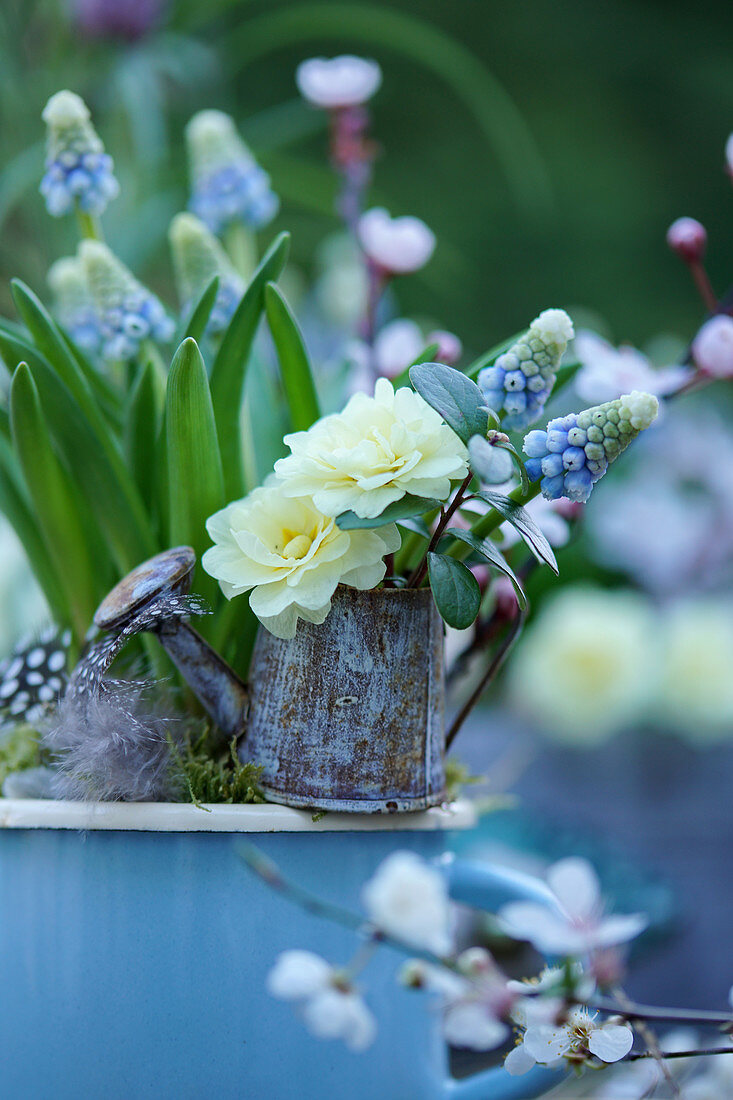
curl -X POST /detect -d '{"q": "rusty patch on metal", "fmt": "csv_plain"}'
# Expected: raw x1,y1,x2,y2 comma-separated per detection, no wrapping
242,586,446,812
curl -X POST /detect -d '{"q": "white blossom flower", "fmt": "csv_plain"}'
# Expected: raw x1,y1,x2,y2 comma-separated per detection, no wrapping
267,950,376,1051
692,315,733,378
296,56,382,109
267,950,333,1000
507,962,596,1003
274,378,468,520
202,482,399,638
726,133,733,178
498,858,647,958
373,319,424,377
505,1006,634,1075
573,330,688,405
357,207,436,275
506,586,658,745
657,599,733,743
362,851,453,955
591,1028,698,1098
345,320,463,393
400,949,512,1052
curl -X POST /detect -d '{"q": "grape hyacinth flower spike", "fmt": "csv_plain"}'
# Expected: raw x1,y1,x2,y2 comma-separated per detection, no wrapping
79,240,174,361
523,391,659,503
478,308,574,430
169,212,244,335
186,110,279,235
40,90,119,218
47,255,101,354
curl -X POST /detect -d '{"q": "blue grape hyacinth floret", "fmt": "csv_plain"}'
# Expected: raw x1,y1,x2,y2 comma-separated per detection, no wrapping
186,110,279,235
169,212,244,335
80,240,174,361
478,309,574,430
40,91,119,218
523,391,659,502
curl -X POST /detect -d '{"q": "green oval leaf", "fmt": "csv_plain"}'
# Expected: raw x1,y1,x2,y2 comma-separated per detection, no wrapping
442,527,528,607
410,362,489,444
264,282,321,432
427,551,481,628
336,495,442,530
472,490,558,574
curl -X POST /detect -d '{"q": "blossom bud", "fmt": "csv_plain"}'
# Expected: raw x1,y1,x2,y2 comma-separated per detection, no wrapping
296,56,382,110
478,309,574,430
47,255,101,354
523,391,659,503
169,212,244,334
40,90,119,218
428,329,463,366
691,314,733,378
666,216,707,263
493,576,520,619
186,110,279,235
79,240,174,361
357,207,435,275
726,133,733,181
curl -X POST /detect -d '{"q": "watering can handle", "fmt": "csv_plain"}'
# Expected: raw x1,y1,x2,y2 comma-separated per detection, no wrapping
440,856,562,1100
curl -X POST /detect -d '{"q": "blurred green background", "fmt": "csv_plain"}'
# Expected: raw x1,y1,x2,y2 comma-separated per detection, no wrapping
2,0,732,351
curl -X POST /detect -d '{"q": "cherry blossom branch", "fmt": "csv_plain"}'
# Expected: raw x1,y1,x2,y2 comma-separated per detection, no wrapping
627,1047,733,1062
407,473,474,588
240,844,459,971
613,986,681,1098
589,994,733,1029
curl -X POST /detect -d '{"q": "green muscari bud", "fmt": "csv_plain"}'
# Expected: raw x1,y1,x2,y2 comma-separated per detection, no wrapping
47,256,101,354
169,212,244,333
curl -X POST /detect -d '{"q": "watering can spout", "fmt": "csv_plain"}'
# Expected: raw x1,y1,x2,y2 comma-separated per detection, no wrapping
82,547,249,739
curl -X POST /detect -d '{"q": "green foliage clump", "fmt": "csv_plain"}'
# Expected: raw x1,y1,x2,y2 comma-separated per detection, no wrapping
0,724,41,786
444,758,484,801
175,732,264,806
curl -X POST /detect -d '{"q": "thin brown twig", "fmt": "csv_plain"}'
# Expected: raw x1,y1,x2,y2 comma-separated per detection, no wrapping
613,987,680,1098
407,473,474,588
628,1047,733,1062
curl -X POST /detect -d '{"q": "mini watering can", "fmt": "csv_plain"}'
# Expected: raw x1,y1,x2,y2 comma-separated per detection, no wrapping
78,547,451,812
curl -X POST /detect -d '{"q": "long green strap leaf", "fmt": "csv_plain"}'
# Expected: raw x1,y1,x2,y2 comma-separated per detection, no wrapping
10,280,154,556
0,434,70,624
210,232,290,499
264,282,320,432
126,360,161,515
166,338,225,569
182,276,220,344
27,357,156,572
10,364,97,641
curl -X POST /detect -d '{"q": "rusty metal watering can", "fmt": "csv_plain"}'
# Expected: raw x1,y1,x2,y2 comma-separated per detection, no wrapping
77,547,447,812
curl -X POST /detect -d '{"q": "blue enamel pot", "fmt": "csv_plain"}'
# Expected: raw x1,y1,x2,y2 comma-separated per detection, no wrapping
0,799,559,1100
